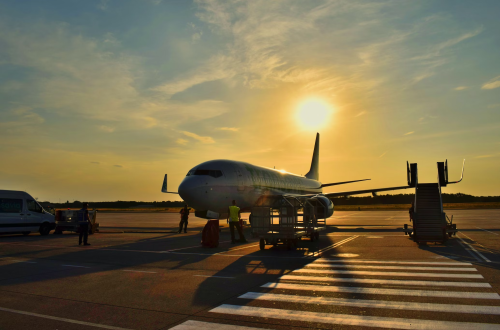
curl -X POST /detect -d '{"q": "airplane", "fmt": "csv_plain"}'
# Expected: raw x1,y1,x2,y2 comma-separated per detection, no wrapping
161,133,426,219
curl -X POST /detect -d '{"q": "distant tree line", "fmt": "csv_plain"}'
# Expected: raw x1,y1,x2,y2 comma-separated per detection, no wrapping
331,193,500,205
38,193,500,209
39,200,185,209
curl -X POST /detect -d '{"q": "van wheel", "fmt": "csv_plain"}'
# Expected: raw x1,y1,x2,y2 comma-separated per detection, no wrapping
22,231,30,236
259,238,265,250
39,224,51,236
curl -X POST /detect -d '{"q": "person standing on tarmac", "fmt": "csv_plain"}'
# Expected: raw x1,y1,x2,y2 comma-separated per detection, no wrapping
227,200,247,244
78,202,91,246
178,204,190,233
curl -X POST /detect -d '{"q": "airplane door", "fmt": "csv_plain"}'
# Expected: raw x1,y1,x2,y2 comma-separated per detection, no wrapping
235,168,245,191
0,198,25,233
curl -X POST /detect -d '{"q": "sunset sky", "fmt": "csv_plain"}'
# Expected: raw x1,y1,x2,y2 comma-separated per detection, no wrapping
1,0,499,202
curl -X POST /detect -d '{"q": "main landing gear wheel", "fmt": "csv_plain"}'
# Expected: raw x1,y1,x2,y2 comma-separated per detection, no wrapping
259,238,265,250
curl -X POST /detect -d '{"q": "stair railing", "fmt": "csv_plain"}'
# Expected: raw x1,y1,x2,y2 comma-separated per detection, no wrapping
437,165,444,214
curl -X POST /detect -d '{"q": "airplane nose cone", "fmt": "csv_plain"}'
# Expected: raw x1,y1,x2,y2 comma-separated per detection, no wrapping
178,177,200,205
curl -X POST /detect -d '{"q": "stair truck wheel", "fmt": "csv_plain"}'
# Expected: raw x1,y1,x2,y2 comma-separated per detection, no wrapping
259,238,265,250
315,232,320,240
310,233,315,242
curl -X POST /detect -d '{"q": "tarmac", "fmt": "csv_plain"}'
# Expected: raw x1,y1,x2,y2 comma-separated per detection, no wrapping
0,209,499,329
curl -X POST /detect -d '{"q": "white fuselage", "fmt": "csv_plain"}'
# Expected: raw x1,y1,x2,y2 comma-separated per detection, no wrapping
178,159,323,215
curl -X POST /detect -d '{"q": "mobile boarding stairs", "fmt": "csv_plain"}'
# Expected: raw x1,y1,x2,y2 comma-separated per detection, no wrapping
404,160,464,244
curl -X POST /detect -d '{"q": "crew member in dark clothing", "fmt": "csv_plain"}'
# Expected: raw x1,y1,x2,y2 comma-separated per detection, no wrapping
79,202,91,246
178,204,190,233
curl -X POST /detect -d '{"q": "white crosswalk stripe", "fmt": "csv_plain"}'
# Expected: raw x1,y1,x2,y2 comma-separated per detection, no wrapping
173,259,500,329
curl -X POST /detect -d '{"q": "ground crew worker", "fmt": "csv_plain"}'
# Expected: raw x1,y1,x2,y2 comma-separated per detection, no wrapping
178,204,190,233
78,202,91,246
227,200,247,244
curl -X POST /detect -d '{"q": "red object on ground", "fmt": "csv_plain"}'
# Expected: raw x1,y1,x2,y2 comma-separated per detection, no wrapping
201,220,219,248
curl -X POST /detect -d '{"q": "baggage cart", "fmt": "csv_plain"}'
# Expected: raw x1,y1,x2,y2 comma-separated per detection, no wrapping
251,196,327,250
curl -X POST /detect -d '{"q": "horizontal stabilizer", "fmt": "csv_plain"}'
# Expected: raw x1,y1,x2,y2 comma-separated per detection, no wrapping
321,179,370,188
161,174,179,194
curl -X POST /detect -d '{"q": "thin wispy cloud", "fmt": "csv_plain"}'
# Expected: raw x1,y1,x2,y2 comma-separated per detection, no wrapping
176,138,188,145
404,131,415,135
379,151,387,158
90,162,100,164
482,75,500,90
454,86,468,90
114,165,123,168
182,131,215,144
99,125,115,133
219,127,239,131
355,111,367,117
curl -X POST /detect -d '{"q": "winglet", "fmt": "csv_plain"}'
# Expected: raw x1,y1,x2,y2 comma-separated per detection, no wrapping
161,174,179,194
305,133,320,181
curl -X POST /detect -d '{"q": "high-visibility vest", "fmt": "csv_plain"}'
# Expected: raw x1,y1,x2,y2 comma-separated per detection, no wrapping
228,205,240,222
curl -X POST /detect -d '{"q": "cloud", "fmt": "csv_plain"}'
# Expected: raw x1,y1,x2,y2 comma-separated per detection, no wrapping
219,127,239,131
488,104,500,109
379,151,387,158
182,131,215,144
114,165,123,168
482,75,500,90
90,161,100,164
99,125,115,133
355,111,367,117
176,138,188,145
404,131,414,135
454,86,468,90
97,0,109,11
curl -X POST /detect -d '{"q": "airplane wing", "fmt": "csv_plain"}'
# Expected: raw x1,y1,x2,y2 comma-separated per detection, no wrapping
323,185,411,198
321,179,370,188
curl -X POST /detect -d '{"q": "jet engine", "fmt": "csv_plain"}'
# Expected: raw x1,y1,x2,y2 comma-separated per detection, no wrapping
306,194,334,218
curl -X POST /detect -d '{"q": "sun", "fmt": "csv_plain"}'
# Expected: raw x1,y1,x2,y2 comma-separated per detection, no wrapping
296,98,332,129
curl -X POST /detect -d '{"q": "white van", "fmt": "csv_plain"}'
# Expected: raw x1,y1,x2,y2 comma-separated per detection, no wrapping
0,190,56,236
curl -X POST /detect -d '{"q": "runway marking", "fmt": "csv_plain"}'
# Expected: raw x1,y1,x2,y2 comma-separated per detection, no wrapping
214,243,260,254
62,265,90,268
260,282,500,299
457,239,481,262
193,275,235,279
164,241,232,252
0,306,132,330
210,304,500,330
240,292,500,315
279,275,492,288
122,270,157,273
304,264,477,271
170,320,269,329
459,232,495,254
314,259,472,265
292,268,484,278
310,235,359,255
475,227,499,236
458,237,491,263
11,260,37,264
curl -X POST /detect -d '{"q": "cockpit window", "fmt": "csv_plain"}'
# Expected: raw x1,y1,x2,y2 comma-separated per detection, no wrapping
186,169,223,178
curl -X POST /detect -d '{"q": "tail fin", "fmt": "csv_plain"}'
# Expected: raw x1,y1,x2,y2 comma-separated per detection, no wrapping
305,133,319,180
